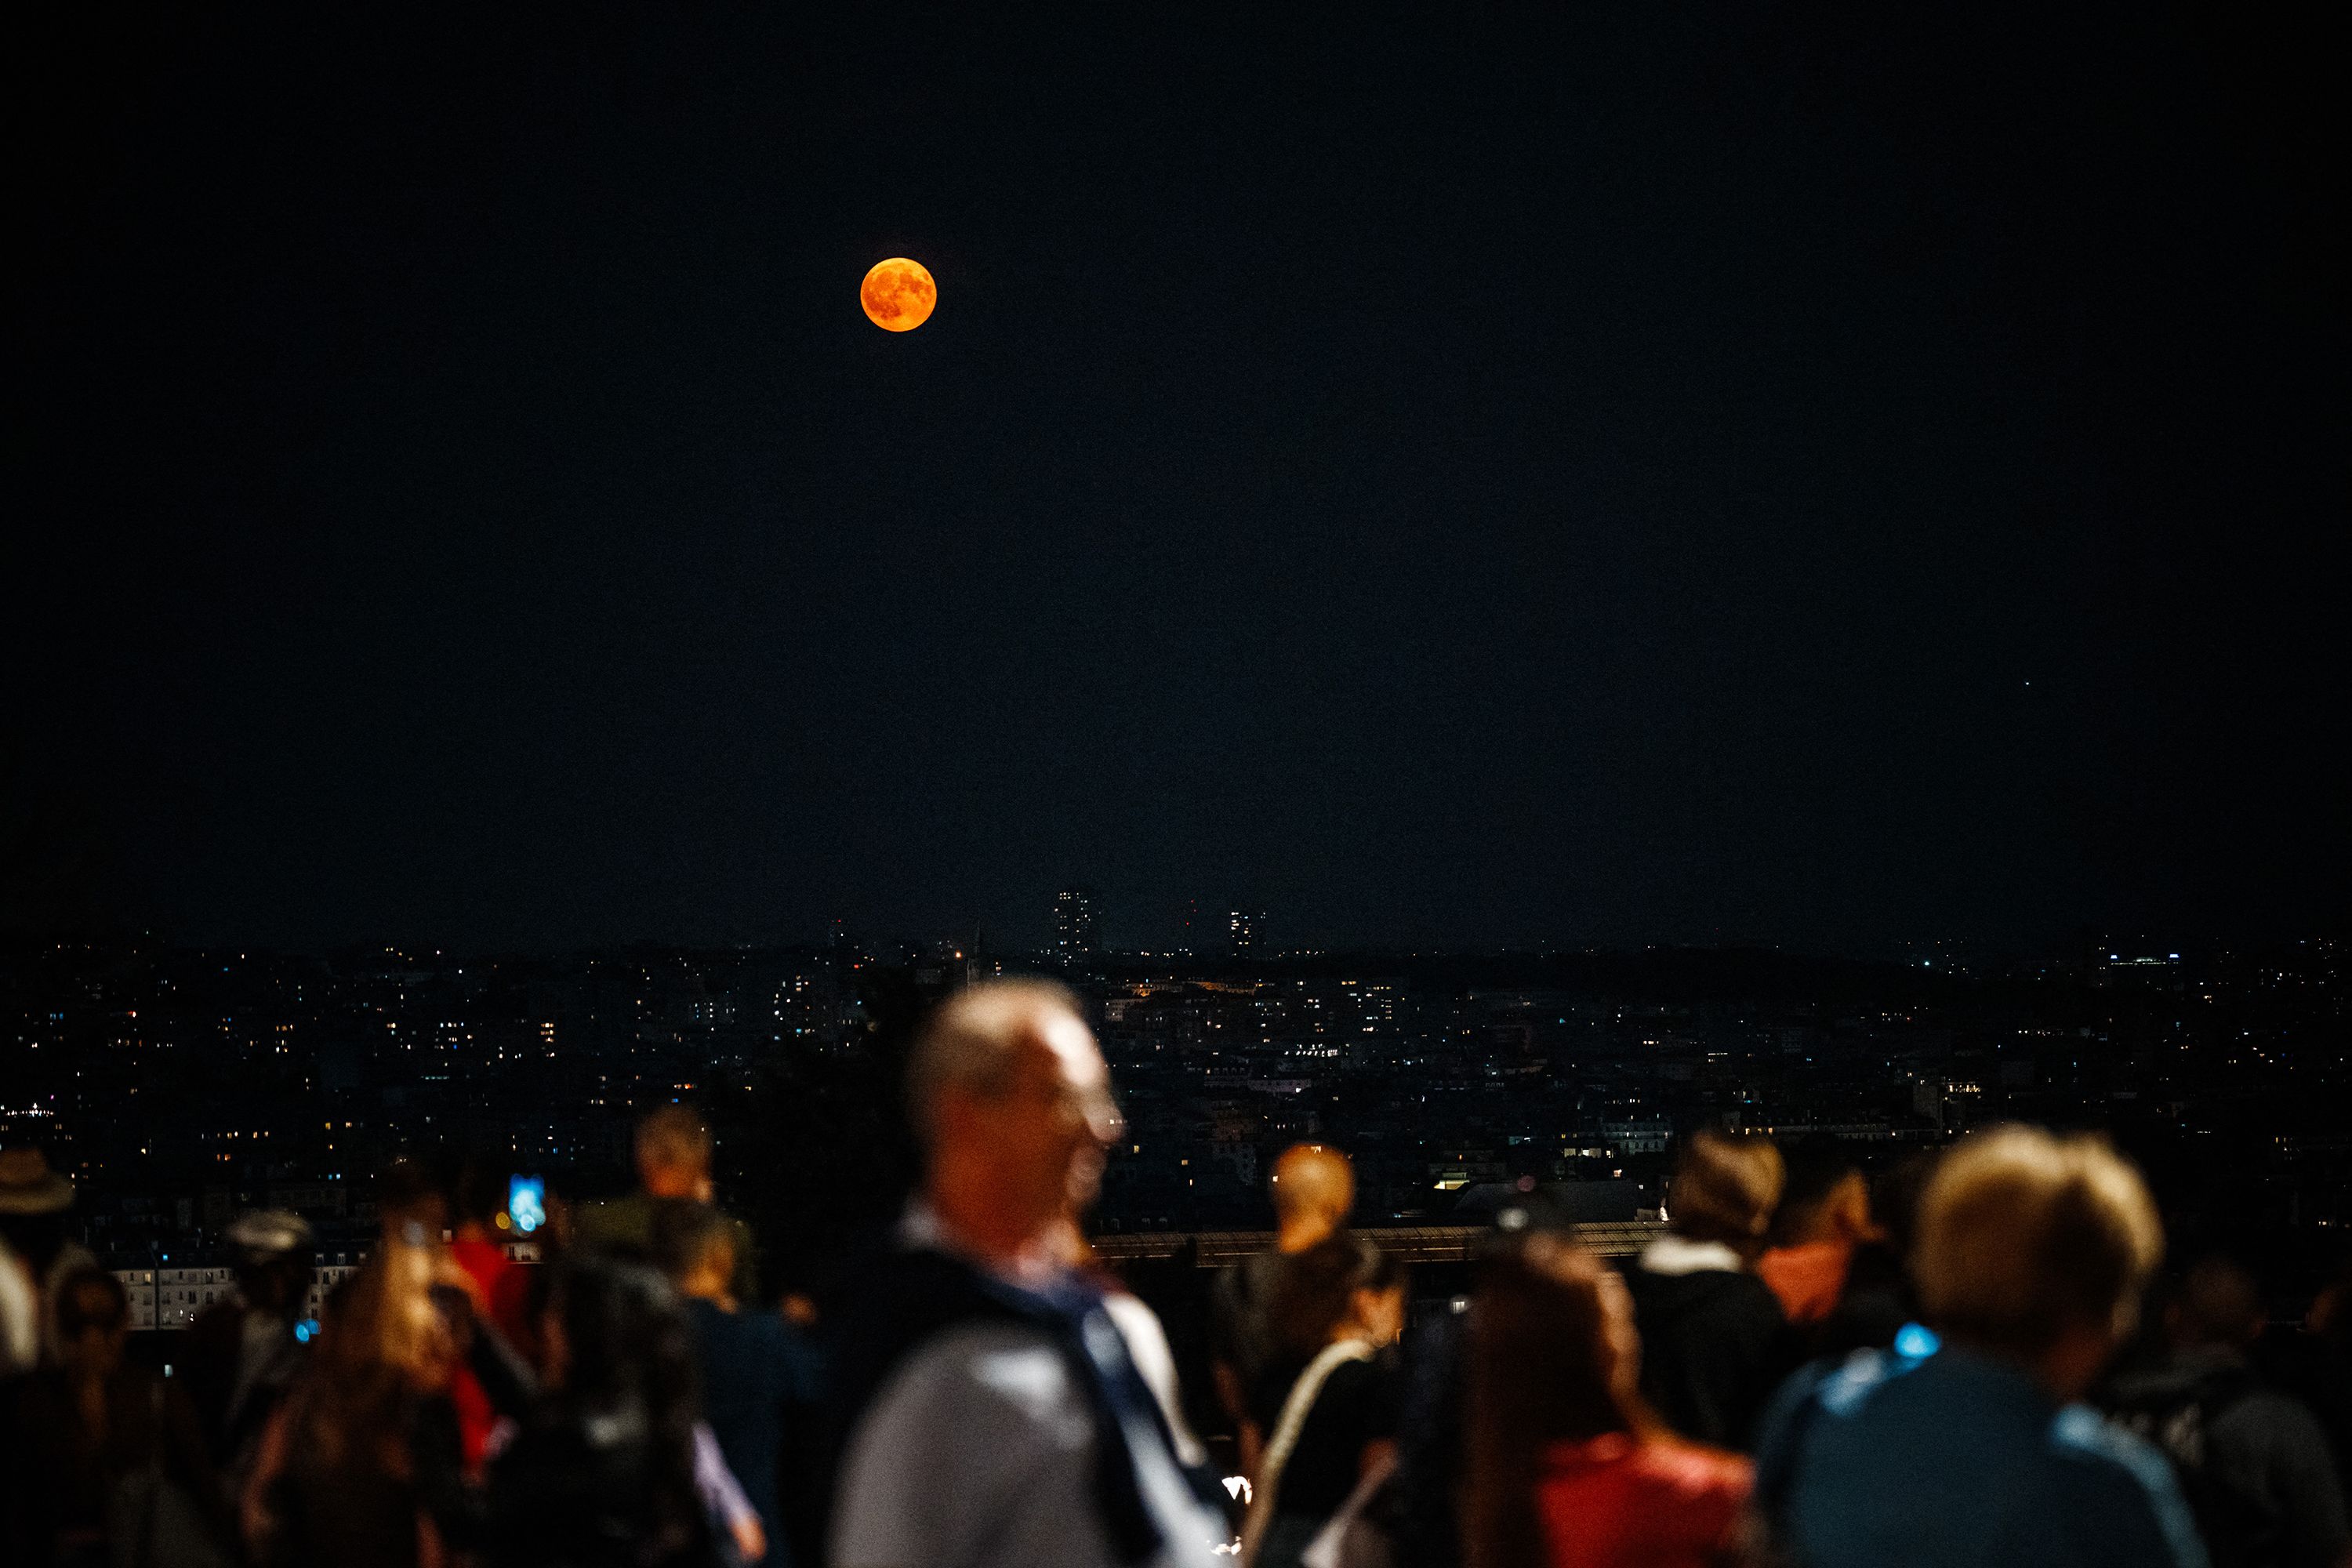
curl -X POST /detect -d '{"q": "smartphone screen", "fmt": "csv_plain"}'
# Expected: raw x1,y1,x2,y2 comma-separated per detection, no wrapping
507,1174,546,1235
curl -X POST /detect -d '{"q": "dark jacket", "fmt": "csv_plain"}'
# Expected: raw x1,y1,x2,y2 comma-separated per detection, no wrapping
1624,1263,1789,1450
2104,1347,2351,1568
684,1298,822,1559
183,1301,305,1485
485,1413,721,1568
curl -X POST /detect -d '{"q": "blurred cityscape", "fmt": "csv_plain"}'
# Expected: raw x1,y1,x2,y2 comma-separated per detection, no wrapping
3,898,2344,1327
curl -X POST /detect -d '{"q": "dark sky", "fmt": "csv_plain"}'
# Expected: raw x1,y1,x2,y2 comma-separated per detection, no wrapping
6,4,2344,956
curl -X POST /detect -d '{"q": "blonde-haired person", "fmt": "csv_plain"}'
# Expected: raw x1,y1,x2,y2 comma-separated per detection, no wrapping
1751,1125,2205,1568
244,1238,473,1568
1624,1129,1790,1450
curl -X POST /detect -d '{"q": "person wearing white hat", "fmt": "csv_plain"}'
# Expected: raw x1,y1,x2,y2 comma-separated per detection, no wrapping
185,1209,317,1502
0,1146,99,1362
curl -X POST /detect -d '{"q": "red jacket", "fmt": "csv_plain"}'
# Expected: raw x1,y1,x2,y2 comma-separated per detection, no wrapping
448,1238,535,1472
1535,1432,1751,1568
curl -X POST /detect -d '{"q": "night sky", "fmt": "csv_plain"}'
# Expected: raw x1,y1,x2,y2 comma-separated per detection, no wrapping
7,5,2343,955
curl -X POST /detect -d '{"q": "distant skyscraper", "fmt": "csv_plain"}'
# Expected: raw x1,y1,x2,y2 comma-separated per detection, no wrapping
1229,909,1263,956
1053,887,1099,964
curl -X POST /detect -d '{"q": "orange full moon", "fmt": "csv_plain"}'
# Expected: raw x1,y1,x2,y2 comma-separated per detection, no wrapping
861,257,937,332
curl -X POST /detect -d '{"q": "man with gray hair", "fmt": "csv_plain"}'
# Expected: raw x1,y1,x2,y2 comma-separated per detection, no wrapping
826,979,1224,1568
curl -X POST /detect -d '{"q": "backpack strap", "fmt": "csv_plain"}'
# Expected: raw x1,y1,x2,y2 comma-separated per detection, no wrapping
1240,1338,1374,1566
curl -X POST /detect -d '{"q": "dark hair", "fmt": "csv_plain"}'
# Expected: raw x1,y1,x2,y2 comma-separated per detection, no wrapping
1265,1234,1404,1366
2176,1254,2265,1348
57,1268,129,1337
450,1156,510,1227
1464,1237,1655,1568
543,1255,706,1562
376,1153,446,1221
1769,1140,1863,1248
1871,1148,1938,1265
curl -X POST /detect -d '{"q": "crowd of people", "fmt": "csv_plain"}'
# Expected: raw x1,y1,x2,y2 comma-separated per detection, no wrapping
5,977,2352,1566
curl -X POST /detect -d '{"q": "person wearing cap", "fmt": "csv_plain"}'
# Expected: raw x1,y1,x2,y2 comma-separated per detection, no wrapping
0,1145,100,1362
184,1209,315,1498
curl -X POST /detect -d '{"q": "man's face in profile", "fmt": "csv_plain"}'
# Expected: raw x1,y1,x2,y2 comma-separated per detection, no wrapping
955,1006,1124,1233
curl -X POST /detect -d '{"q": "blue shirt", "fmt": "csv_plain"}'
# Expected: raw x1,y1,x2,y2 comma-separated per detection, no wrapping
688,1298,822,1553
1755,1344,2209,1568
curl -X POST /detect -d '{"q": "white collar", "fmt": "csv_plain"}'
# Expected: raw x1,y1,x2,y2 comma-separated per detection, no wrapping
1639,1233,1746,1276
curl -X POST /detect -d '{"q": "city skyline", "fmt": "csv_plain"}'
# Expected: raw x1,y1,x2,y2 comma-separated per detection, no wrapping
9,928,2342,1291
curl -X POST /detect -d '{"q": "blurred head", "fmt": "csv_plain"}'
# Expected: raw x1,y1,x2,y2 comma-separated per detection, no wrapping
376,1156,448,1244
1268,1234,1407,1363
1270,1143,1356,1250
1464,1237,1652,1568
449,1158,513,1235
325,1239,456,1394
1771,1145,1872,1250
1915,1126,2163,1392
290,1238,456,1474
649,1199,735,1304
1668,1130,1785,1256
0,1146,75,1272
56,1268,129,1378
909,981,1123,1258
2172,1255,2265,1351
636,1105,714,1202
228,1210,315,1316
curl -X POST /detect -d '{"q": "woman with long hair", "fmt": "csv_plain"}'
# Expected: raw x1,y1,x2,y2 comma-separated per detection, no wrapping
1464,1235,1750,1568
245,1237,472,1568
484,1253,722,1568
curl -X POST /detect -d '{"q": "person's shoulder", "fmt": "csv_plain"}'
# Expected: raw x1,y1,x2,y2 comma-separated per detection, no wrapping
1721,1267,1787,1318
572,1192,650,1240
1634,1436,1755,1504
1756,1348,1916,1460
1314,1352,1399,1418
2050,1403,2176,1486
735,1305,809,1367
885,1322,1082,1422
849,1320,1093,1472
2047,1405,2209,1565
2216,1382,2331,1444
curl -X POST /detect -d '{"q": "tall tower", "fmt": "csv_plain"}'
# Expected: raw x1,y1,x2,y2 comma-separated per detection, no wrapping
1229,909,1263,956
1052,887,1099,965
